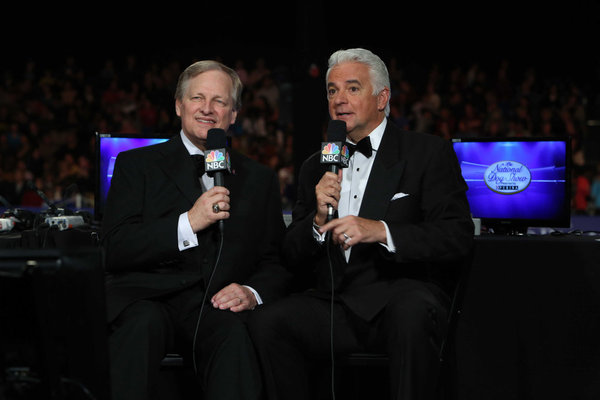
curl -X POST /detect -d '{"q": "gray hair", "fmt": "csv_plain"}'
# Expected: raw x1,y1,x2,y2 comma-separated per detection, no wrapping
326,48,391,116
174,60,243,111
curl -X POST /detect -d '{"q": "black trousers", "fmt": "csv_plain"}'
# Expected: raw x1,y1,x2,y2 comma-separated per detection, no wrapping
108,283,262,400
248,279,449,400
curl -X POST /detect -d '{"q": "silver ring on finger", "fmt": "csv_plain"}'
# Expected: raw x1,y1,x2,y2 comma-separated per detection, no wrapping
212,203,220,214
343,233,351,244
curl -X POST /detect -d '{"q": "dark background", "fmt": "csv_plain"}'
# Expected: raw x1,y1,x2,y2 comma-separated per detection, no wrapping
5,1,599,77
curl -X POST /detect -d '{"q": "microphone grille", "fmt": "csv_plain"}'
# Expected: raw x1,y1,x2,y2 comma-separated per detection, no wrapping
326,120,347,142
207,128,228,150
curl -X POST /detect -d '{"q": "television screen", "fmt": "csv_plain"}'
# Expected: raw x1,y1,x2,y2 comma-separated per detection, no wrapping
95,133,170,221
451,137,571,233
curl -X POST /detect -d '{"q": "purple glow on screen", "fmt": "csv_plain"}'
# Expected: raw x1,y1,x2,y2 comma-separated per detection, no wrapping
99,137,168,208
452,140,568,221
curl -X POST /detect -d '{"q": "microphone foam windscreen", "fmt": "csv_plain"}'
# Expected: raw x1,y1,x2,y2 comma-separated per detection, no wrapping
326,119,347,142
207,128,228,150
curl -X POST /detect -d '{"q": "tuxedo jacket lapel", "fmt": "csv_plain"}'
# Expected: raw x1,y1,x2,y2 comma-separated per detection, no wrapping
223,155,242,202
359,124,406,221
156,135,243,206
157,135,203,206
155,136,216,281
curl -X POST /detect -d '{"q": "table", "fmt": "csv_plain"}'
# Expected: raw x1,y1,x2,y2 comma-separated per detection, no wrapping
456,234,600,399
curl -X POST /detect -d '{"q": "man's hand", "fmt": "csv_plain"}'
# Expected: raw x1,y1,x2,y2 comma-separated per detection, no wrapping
314,170,343,226
187,186,230,232
319,215,387,251
211,283,258,312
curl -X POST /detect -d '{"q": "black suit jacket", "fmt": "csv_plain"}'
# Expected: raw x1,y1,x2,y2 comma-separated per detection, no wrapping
283,120,474,321
101,134,290,323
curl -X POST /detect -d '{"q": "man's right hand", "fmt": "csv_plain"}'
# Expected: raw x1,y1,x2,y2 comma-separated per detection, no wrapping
187,186,230,232
314,170,343,226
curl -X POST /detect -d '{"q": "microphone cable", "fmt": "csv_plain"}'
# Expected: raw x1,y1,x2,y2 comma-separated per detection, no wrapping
325,230,336,400
191,227,224,375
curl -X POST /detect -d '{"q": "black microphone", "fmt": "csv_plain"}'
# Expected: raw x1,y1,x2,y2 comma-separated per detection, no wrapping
205,128,231,233
0,195,11,208
27,180,59,215
320,119,349,222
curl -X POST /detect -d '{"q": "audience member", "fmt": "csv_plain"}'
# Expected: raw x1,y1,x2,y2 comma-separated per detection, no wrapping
590,162,600,215
574,166,592,215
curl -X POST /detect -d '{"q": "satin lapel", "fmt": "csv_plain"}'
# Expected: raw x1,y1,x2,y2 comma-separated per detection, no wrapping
359,125,406,221
156,135,202,205
223,153,242,205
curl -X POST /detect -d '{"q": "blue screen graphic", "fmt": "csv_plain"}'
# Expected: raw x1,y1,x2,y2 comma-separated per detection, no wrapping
97,136,169,217
452,140,568,222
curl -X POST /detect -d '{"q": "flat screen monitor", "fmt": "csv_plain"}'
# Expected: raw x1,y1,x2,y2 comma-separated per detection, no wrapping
94,132,170,221
451,136,571,234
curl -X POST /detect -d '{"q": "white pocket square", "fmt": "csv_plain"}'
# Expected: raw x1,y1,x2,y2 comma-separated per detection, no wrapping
391,192,409,201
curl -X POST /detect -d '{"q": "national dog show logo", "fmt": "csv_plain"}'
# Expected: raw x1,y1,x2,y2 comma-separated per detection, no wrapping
484,161,531,194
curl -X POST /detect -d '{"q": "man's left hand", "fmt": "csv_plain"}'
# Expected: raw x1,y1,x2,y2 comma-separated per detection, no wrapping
211,283,257,312
319,215,387,251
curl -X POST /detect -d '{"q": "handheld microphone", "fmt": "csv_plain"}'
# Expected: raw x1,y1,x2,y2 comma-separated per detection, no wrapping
320,119,349,222
205,128,231,233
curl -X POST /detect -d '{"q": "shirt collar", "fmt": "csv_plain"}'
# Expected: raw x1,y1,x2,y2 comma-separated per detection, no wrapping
180,130,204,156
347,118,386,153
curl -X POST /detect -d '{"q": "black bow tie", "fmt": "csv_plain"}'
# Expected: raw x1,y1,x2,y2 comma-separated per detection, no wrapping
346,136,373,158
191,154,205,177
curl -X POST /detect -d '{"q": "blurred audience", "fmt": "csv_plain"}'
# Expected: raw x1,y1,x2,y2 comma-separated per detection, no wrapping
0,53,599,215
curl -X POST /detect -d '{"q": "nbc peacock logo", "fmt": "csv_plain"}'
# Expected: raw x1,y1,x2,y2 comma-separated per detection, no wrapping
341,145,349,159
206,150,225,162
322,143,340,155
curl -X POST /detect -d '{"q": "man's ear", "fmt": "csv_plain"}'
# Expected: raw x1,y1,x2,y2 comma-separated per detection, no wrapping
175,99,182,117
377,88,390,112
230,109,238,126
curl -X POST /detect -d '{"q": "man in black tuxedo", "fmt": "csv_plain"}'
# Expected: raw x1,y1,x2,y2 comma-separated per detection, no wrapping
248,48,474,400
101,60,290,400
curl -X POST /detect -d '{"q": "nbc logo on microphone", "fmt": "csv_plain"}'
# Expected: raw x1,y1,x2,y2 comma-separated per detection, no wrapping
206,150,228,171
321,142,342,164
341,145,349,159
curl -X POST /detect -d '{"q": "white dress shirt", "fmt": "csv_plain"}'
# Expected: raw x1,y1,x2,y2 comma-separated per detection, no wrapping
177,131,212,251
316,119,396,261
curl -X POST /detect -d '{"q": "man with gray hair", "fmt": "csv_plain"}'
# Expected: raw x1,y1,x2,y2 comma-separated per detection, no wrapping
249,48,473,399
102,59,290,400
